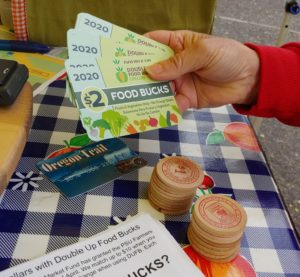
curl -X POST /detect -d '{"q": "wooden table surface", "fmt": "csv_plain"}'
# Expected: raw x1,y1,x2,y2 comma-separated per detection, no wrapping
0,82,32,194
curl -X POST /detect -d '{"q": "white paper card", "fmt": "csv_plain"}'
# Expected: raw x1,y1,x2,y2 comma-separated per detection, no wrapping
0,214,203,277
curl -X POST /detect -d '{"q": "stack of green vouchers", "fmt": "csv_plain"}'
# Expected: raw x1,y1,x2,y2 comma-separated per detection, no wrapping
65,13,181,141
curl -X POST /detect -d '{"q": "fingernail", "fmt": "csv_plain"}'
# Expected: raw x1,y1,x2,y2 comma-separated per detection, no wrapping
145,64,163,74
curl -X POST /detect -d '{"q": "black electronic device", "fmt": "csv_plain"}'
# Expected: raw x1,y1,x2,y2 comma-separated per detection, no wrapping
0,59,29,106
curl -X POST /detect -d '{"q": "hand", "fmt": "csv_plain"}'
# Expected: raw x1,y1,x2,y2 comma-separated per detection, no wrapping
145,30,260,113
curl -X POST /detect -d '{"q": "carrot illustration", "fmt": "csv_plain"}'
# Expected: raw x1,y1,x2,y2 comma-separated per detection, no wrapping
170,113,178,123
127,123,138,134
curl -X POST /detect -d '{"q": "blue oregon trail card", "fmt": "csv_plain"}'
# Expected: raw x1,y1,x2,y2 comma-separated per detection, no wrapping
36,138,147,197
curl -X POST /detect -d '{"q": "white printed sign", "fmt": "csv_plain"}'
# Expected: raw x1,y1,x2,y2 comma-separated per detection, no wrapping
0,214,203,277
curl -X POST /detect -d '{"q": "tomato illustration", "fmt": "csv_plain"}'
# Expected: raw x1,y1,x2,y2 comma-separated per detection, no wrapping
198,174,215,190
170,113,178,123
148,116,158,127
184,245,256,277
46,134,91,159
224,122,260,152
47,146,79,159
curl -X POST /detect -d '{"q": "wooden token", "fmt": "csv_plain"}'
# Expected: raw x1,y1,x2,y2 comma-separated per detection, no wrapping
190,215,244,245
188,224,240,257
148,190,191,215
193,195,247,238
189,241,240,263
188,223,240,253
188,235,238,261
149,186,193,210
156,156,204,190
190,220,243,247
152,169,197,196
150,170,196,206
188,227,240,263
149,197,191,216
150,178,196,203
148,157,204,216
148,197,164,213
188,227,231,258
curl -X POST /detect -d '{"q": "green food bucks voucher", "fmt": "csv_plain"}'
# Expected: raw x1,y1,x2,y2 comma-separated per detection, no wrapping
65,13,181,142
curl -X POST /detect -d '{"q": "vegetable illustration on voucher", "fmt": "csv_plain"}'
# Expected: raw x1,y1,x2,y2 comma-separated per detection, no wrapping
82,105,180,140
102,110,128,137
92,119,111,138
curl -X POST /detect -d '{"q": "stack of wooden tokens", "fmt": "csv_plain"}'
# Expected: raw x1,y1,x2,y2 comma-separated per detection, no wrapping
148,156,204,215
188,194,247,263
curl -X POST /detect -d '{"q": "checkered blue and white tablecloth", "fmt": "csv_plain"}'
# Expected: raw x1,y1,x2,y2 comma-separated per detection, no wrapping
0,80,299,276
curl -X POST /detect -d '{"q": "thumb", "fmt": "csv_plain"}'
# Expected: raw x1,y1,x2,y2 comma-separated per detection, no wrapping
145,47,203,81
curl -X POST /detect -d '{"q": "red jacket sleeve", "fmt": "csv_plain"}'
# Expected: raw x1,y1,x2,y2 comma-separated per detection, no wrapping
233,42,300,127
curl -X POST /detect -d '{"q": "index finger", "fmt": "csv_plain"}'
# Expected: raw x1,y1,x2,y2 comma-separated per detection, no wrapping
143,30,174,46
